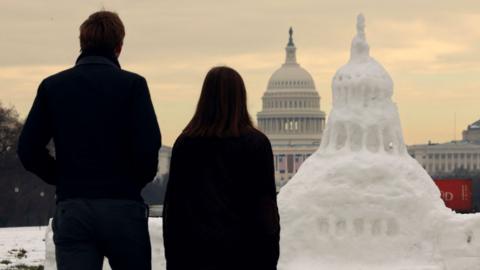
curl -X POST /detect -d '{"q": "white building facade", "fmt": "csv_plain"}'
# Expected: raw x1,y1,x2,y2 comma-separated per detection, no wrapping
408,142,480,176
408,119,480,176
257,28,326,189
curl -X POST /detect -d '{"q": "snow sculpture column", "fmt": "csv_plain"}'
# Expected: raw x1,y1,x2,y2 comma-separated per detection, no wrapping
277,14,480,270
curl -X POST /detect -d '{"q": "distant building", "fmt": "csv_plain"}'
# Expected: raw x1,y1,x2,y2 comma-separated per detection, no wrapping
156,145,172,178
143,145,172,205
408,119,480,176
463,119,480,143
408,141,480,176
257,28,326,190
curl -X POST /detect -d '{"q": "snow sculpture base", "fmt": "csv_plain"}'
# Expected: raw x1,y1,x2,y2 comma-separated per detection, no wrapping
277,14,480,270
278,152,480,270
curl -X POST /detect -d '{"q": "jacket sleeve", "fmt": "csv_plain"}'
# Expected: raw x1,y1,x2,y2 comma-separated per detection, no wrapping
251,135,280,268
131,76,161,187
17,80,57,185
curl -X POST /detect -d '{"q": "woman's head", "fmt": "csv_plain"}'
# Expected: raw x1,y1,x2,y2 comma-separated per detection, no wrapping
183,66,255,137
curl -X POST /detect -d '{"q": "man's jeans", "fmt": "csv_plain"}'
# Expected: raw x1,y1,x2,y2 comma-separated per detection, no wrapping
52,199,151,270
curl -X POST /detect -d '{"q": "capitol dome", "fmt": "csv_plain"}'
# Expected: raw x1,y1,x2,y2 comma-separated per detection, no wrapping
266,28,316,91
267,64,316,91
257,28,326,189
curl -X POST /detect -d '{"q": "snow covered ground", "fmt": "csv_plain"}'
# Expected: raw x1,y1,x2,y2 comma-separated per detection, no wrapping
0,226,46,269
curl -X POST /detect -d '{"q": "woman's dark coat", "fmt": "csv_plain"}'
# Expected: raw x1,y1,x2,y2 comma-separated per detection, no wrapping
163,130,280,270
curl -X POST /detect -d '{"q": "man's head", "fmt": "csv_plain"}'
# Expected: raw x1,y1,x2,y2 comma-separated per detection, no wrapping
79,11,125,57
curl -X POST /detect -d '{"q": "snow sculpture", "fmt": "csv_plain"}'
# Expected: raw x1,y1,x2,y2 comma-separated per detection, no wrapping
278,14,480,270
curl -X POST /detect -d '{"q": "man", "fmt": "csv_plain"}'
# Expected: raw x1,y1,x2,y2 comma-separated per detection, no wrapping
17,11,160,270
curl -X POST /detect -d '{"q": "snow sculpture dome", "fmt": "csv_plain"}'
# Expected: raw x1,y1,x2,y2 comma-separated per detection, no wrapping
333,14,393,102
266,28,316,92
322,13,403,155
277,14,480,270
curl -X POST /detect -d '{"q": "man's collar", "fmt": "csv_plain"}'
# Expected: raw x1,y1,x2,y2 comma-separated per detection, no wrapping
75,56,120,69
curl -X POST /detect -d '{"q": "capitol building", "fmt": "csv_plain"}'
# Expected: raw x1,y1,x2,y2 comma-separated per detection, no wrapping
257,28,326,190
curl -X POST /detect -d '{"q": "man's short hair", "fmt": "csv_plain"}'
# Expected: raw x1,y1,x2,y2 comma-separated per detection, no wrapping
79,11,125,52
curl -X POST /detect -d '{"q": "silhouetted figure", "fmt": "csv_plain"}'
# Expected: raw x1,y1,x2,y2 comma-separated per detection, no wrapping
17,11,160,270
163,67,280,270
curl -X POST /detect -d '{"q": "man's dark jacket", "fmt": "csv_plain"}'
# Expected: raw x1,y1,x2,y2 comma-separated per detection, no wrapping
17,55,161,201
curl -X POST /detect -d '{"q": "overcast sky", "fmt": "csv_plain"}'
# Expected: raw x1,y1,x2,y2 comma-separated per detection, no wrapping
1,0,480,146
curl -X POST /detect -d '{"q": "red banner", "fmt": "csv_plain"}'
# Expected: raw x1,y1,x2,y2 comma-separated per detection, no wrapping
434,179,472,212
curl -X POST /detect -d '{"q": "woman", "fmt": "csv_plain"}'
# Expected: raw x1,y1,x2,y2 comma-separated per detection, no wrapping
163,66,280,270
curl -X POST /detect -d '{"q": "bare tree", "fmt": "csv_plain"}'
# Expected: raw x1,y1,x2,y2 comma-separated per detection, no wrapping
0,102,22,158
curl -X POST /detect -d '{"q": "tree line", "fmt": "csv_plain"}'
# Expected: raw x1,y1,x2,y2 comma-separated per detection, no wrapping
0,102,56,227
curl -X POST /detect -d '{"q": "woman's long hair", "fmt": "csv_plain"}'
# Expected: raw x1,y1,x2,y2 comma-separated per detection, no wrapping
183,66,255,137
